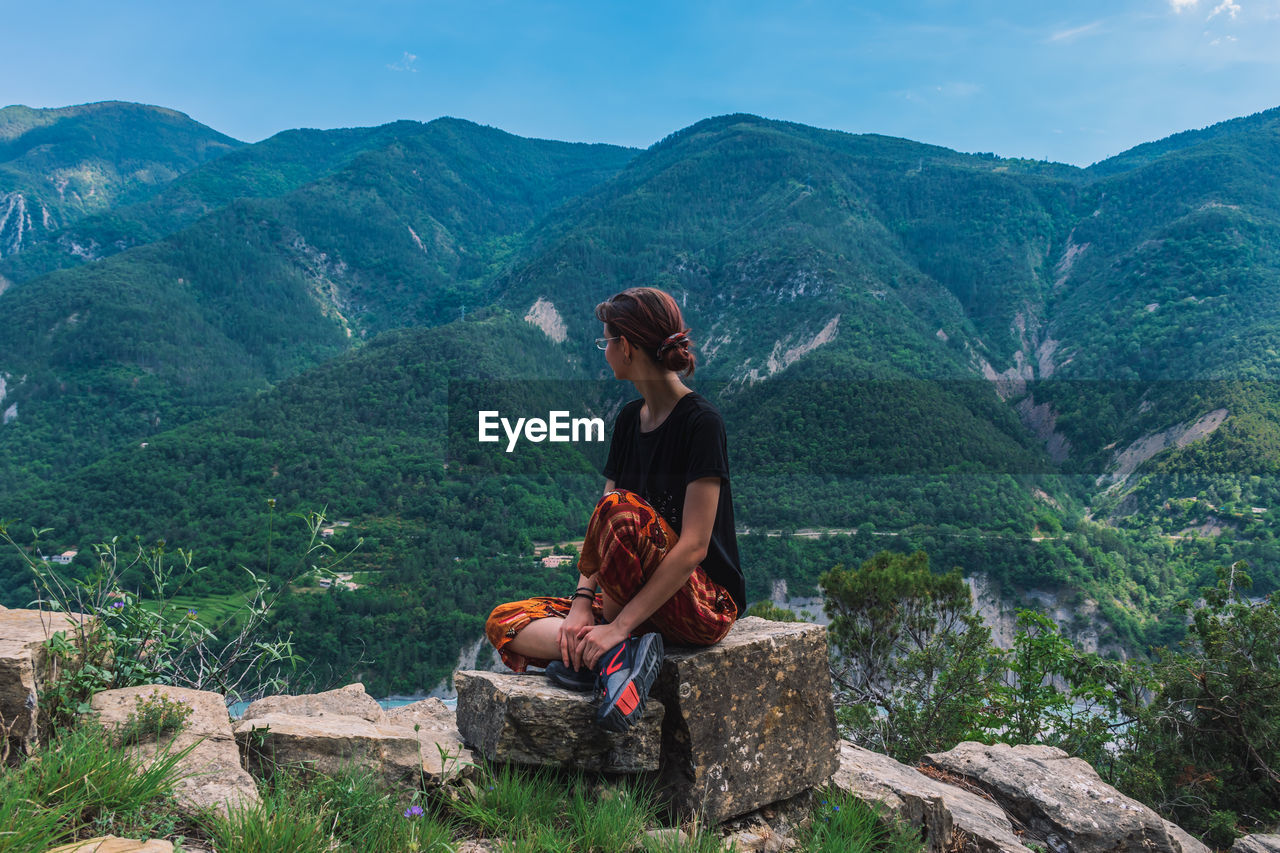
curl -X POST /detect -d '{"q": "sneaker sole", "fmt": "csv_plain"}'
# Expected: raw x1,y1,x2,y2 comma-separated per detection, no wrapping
596,633,664,732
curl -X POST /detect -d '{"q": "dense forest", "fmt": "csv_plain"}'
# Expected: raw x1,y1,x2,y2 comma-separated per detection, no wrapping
3,101,1280,696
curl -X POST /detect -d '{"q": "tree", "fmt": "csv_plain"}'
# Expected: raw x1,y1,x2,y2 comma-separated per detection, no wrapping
821,550,999,762
1117,562,1280,844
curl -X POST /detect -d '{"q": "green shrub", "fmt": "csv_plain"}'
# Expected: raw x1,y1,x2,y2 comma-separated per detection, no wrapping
114,689,194,746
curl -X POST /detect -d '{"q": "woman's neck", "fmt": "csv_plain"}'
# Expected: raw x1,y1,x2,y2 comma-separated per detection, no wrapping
632,374,691,430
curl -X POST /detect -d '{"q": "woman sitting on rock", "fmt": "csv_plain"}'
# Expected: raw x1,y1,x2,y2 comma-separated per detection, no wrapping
484,286,745,732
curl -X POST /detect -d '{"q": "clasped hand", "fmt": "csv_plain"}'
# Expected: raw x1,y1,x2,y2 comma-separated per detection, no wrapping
558,610,628,671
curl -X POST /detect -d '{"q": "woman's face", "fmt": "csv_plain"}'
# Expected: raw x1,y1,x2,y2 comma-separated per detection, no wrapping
603,324,628,379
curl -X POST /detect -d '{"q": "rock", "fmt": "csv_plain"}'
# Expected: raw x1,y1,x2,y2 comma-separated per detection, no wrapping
923,743,1210,853
45,837,174,852
719,788,816,852
386,698,477,783
89,685,260,817
832,741,1031,853
654,617,839,824
242,682,387,725
1,608,88,755
454,670,663,773
644,828,687,847
1234,836,1280,853
235,711,424,788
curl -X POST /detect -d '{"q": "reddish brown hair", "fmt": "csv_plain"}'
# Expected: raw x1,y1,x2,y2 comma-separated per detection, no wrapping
595,287,696,376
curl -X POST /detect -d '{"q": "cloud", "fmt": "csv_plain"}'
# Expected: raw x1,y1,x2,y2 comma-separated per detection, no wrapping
934,81,981,98
1049,21,1103,41
1169,0,1199,11
1207,0,1242,18
387,52,418,73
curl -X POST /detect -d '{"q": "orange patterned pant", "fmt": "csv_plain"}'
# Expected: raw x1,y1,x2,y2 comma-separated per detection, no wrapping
485,489,739,672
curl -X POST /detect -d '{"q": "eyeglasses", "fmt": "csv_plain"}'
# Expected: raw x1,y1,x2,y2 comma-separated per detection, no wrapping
595,337,620,350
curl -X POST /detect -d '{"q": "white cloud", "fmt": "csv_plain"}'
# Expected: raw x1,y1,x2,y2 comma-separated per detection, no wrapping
1208,0,1242,18
1049,21,1103,41
934,81,981,97
387,52,418,73
1170,0,1199,11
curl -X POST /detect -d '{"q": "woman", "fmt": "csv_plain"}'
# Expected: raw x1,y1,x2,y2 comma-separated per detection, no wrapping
484,287,745,732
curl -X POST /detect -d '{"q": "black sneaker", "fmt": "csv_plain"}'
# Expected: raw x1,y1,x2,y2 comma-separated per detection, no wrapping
594,632,664,732
545,660,595,692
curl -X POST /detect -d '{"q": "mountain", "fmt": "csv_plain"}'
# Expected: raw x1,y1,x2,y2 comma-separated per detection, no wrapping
0,118,636,493
4,105,1280,692
0,121,420,284
0,102,241,261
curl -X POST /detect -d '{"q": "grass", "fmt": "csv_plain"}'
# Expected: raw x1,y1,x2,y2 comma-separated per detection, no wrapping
2,727,925,853
0,722,192,851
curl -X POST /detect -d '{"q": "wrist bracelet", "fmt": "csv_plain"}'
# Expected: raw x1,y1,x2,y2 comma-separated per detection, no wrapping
572,591,596,602
575,586,595,596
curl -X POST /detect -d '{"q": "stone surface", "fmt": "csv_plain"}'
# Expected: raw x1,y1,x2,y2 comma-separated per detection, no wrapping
1,608,88,754
235,711,424,787
653,616,839,824
454,670,663,773
923,743,1210,853
386,697,478,783
46,837,174,852
89,685,260,817
718,788,816,852
242,681,387,725
1234,836,1280,853
833,741,1031,853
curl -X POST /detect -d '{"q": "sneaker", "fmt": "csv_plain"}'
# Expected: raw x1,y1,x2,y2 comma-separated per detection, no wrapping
545,660,595,692
594,632,664,732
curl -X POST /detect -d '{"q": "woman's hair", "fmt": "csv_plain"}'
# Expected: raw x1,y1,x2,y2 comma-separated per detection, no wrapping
595,287,696,376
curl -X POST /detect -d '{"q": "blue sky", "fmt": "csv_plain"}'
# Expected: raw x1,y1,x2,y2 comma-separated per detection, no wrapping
5,0,1279,166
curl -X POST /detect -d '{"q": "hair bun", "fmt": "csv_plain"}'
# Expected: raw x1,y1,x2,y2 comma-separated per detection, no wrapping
656,329,692,358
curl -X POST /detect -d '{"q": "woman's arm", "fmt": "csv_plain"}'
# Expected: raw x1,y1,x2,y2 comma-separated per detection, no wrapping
574,476,721,668
558,478,619,668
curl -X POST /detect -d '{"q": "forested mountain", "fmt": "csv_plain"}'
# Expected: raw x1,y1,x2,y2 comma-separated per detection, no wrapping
0,102,240,260
0,118,636,493
3,102,1279,694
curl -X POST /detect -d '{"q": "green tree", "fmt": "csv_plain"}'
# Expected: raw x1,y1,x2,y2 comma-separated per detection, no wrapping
1117,562,1280,843
821,550,999,762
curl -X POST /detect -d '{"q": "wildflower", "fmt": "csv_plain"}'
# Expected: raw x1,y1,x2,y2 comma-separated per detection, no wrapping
404,805,424,818
110,601,125,610
187,608,199,619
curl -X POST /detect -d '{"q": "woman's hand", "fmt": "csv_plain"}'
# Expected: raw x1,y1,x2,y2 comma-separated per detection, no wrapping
573,621,630,671
558,600,596,669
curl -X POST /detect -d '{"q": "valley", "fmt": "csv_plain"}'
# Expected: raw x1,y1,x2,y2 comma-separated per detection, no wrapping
2,101,1280,695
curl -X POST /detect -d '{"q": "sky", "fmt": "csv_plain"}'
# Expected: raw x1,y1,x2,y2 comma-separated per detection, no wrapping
4,0,1279,167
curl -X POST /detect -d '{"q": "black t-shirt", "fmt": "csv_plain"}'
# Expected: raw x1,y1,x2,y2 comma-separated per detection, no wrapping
601,392,746,615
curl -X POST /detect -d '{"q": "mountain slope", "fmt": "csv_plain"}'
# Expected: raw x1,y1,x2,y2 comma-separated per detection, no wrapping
0,120,635,493
0,102,241,260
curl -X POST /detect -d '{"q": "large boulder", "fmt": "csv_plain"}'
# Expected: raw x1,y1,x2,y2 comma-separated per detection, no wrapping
1,608,88,755
654,617,839,824
89,685,260,817
235,711,424,788
241,682,387,725
1234,837,1280,853
454,670,663,773
386,698,478,784
833,741,1032,853
923,743,1209,853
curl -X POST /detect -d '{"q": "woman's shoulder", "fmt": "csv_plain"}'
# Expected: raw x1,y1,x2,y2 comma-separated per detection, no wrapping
675,392,726,432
